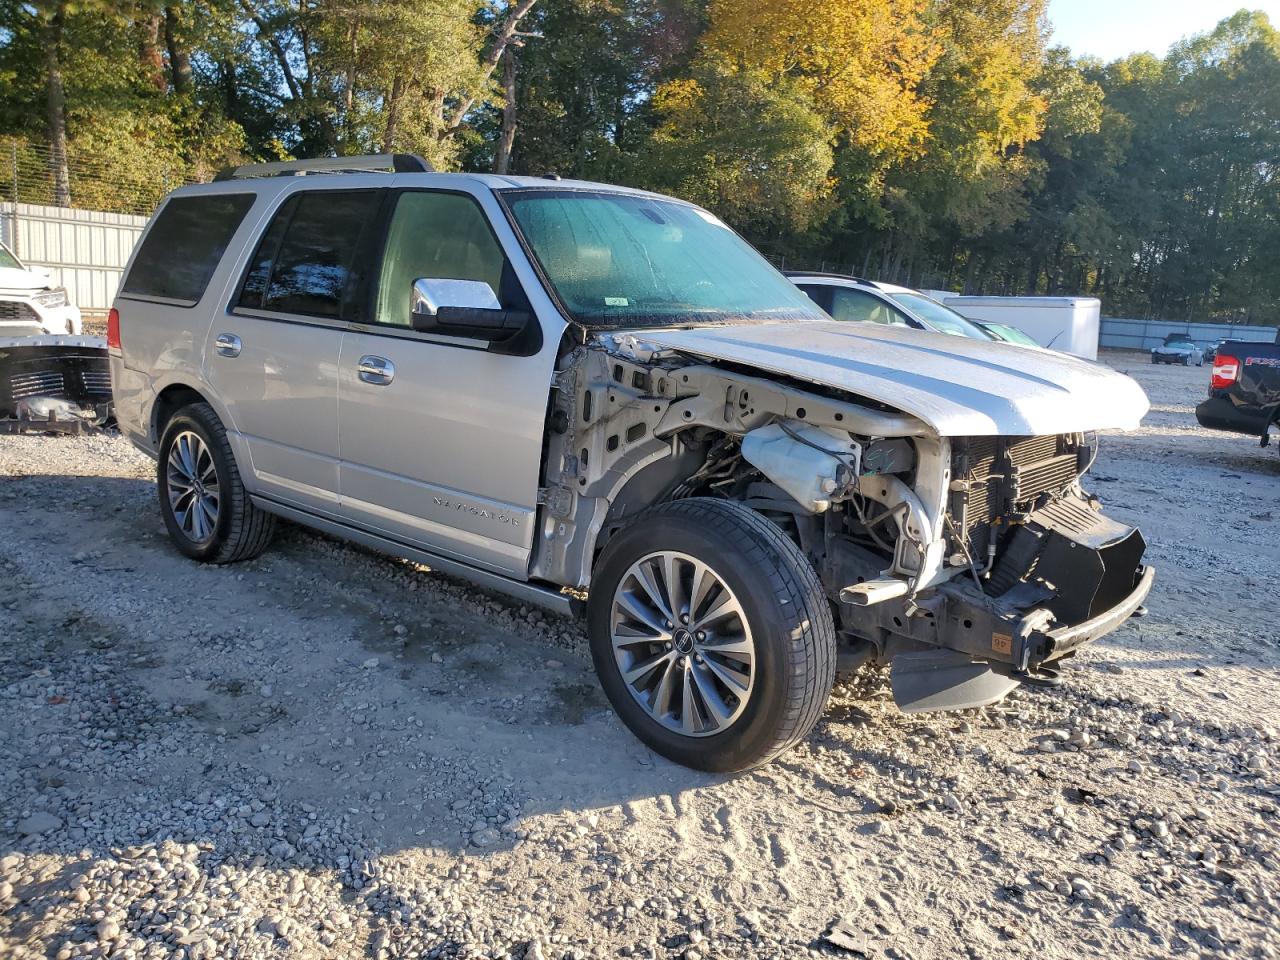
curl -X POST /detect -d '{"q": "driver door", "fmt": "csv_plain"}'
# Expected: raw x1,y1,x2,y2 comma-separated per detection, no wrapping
336,188,554,577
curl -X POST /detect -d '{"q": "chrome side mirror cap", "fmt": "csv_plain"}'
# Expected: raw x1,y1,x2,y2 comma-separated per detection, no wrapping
411,278,502,317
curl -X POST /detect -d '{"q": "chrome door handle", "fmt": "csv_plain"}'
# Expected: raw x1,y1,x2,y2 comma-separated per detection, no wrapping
214,333,242,358
358,355,395,385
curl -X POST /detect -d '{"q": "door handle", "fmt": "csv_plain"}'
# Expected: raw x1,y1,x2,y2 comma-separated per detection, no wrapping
358,355,395,385
214,333,242,358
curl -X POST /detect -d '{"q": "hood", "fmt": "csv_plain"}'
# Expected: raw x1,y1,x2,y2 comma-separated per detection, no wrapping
0,267,53,295
629,321,1150,437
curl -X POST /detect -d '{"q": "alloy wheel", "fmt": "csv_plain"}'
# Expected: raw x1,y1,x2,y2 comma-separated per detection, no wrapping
166,430,220,543
609,551,756,737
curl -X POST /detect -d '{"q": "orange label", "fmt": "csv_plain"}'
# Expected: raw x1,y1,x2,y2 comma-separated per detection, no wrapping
992,632,1013,655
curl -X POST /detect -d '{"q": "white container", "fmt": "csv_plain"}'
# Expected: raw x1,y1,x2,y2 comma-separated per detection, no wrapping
940,295,1101,360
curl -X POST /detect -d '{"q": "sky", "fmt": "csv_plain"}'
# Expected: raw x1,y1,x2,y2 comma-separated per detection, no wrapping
1048,0,1280,61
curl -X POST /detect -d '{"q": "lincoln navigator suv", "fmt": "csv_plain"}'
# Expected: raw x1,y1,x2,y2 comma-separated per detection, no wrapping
109,154,1155,772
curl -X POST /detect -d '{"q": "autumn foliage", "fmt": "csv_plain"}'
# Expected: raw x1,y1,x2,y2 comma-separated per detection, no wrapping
1,1,1278,321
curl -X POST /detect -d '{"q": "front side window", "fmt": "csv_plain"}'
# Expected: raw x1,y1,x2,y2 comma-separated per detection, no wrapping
237,190,381,319
502,190,824,328
0,243,22,271
374,192,508,327
123,193,254,303
829,288,909,326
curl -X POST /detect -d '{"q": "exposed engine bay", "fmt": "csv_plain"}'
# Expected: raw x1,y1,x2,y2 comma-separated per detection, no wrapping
531,332,1153,713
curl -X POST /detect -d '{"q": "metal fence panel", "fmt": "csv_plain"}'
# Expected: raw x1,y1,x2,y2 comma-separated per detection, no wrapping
1100,317,1277,351
3,202,147,312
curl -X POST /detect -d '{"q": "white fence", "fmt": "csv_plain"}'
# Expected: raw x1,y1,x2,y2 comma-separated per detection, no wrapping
1100,317,1277,351
1,202,148,313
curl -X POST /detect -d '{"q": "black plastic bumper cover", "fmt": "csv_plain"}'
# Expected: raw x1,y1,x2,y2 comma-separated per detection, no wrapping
1195,394,1271,438
1041,564,1154,659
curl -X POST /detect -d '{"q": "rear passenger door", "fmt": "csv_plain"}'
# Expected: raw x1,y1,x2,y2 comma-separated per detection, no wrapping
207,187,382,516
336,188,549,577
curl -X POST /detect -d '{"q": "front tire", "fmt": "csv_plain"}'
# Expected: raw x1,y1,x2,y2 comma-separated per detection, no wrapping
587,498,836,772
157,402,275,563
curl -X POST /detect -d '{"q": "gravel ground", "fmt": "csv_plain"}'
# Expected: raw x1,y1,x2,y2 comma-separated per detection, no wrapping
1,350,1278,960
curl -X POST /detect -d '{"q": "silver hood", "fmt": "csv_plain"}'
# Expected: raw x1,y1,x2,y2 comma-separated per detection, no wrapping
633,321,1150,437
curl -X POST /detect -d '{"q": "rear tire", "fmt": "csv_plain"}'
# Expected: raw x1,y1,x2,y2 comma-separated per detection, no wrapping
157,402,275,563
587,498,836,772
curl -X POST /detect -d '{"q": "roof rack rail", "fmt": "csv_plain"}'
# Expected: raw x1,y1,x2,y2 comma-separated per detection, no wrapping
782,269,873,284
213,153,433,182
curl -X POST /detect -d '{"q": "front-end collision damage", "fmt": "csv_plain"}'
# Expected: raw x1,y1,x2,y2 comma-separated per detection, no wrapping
0,336,114,434
533,331,1151,714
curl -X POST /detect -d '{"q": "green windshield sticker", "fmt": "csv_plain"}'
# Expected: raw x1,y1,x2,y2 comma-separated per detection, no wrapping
604,297,630,306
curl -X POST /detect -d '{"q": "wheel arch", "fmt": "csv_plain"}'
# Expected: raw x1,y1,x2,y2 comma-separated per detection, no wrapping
149,381,254,492
151,382,211,445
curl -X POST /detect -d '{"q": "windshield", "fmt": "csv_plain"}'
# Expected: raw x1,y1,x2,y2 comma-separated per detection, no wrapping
0,243,21,271
887,292,992,339
502,190,826,328
1165,334,1192,344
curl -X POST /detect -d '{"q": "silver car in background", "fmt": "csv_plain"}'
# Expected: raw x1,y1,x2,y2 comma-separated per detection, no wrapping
1151,333,1205,365
786,272,995,340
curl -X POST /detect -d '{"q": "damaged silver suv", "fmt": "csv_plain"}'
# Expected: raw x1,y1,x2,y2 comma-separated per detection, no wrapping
109,154,1154,772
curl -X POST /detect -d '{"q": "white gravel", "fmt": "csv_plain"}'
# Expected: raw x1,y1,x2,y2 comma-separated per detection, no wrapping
1,351,1278,960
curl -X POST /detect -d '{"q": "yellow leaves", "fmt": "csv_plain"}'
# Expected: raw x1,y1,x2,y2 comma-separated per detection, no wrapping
702,0,939,159
645,64,836,233
923,0,1050,153
651,77,704,139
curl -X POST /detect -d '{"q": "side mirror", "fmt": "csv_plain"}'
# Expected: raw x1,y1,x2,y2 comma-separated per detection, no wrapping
409,277,534,349
411,278,502,316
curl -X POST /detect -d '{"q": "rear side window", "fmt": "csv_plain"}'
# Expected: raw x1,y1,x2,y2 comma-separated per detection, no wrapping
237,190,381,319
122,193,254,303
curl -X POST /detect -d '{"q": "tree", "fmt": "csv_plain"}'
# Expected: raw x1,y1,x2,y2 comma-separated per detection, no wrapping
645,63,834,235
645,0,938,251
44,1,71,205
701,0,937,160
478,0,705,178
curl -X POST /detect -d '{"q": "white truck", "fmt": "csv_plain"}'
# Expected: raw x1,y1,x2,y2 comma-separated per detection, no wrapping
0,240,82,337
108,155,1154,771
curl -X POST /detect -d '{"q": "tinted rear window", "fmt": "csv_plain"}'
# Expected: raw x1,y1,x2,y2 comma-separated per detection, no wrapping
122,193,254,303
237,190,381,319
